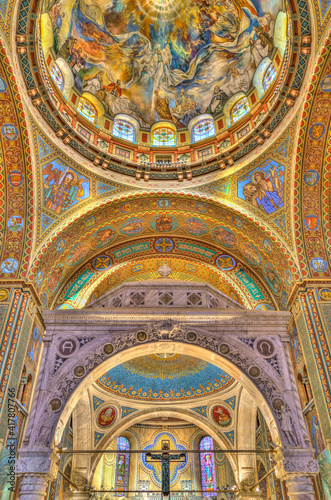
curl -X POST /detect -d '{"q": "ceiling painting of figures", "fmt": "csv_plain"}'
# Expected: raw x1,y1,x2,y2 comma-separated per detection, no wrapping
41,0,287,126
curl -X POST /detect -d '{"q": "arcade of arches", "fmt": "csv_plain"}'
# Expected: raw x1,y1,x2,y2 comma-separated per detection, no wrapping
0,0,331,498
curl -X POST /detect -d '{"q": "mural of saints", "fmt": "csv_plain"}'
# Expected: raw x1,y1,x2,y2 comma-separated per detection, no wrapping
42,0,287,125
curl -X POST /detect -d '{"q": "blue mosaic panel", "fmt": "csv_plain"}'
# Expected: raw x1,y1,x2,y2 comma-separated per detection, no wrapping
224,431,234,445
93,396,104,411
94,431,104,446
224,397,236,410
191,406,207,416
200,436,217,494
121,407,137,417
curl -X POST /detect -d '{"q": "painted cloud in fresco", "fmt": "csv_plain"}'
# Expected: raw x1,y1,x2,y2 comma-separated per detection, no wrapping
42,0,286,125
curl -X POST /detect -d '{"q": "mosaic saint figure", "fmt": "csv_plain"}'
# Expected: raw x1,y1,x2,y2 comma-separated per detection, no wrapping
44,167,85,214
155,214,173,232
243,168,283,214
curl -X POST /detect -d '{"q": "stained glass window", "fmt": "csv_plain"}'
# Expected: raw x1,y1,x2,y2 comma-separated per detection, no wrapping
113,119,136,143
115,436,130,494
200,436,217,494
50,63,64,91
230,97,250,124
78,97,97,124
263,63,277,91
152,127,176,147
192,119,215,143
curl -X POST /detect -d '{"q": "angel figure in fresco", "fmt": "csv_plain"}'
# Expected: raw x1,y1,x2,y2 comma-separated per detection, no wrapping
242,168,283,214
127,42,173,91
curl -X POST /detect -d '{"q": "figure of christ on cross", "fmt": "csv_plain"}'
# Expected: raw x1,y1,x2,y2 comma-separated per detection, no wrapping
146,444,186,496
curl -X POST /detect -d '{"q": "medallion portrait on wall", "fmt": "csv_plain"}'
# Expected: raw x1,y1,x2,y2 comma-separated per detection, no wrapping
310,258,328,273
91,226,117,248
1,259,18,274
98,406,116,427
58,337,79,357
120,202,132,213
231,216,244,227
120,217,147,236
255,303,274,310
85,216,96,228
186,331,197,342
103,343,114,354
49,398,62,412
263,239,273,252
136,331,147,342
183,217,208,235
248,366,260,378
74,365,85,378
264,263,281,293
321,75,331,92
240,242,262,266
67,242,90,266
254,338,275,358
48,264,64,293
285,270,292,287
151,214,178,232
8,216,24,232
211,406,232,427
303,170,319,186
195,202,208,213
157,199,171,208
0,76,7,92
55,239,66,253
213,226,237,248
36,270,43,288
319,288,331,301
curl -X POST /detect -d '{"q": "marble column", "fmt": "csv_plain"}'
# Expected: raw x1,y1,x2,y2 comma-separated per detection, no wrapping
16,449,58,500
274,448,318,500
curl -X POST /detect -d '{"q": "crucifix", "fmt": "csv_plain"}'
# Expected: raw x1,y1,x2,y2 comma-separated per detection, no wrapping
146,444,186,496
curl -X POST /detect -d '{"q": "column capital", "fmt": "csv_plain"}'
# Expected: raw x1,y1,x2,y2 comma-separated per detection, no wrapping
274,448,319,480
16,449,58,478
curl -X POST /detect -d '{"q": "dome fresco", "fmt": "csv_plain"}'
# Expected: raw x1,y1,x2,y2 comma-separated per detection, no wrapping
97,353,234,400
41,0,287,127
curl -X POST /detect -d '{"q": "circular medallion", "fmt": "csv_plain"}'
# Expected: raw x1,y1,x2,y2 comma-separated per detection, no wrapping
255,303,274,310
309,123,325,140
2,124,18,140
55,239,66,253
85,216,96,228
8,216,24,232
0,77,7,92
0,289,9,301
183,217,208,235
151,214,178,232
195,202,208,213
186,331,197,342
213,226,237,248
157,199,171,208
49,398,62,412
8,171,24,188
254,338,275,358
155,238,174,252
120,202,132,213
216,255,236,271
211,405,232,427
264,263,281,293
319,288,331,300
240,241,262,266
58,337,78,357
321,75,331,92
304,215,320,231
1,259,18,274
120,217,147,236
137,331,147,342
36,270,43,287
263,239,273,252
56,304,74,310
103,343,114,354
272,398,284,410
303,170,319,186
93,255,112,271
219,344,230,354
98,406,116,427
67,242,90,266
91,226,117,247
74,366,85,378
231,216,244,227
310,257,327,273
249,366,261,378
285,270,292,286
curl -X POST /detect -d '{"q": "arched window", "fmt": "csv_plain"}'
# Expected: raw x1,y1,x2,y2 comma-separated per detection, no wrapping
192,119,215,143
78,97,97,124
50,63,64,91
113,119,136,142
230,97,250,124
152,127,176,147
263,63,276,91
115,436,130,494
200,436,217,494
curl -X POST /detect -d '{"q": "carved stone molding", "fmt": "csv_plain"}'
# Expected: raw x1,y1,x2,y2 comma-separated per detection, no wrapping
274,448,319,480
17,473,51,500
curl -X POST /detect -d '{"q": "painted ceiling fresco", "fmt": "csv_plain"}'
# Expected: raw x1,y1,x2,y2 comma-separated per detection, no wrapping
41,0,287,125
97,353,233,400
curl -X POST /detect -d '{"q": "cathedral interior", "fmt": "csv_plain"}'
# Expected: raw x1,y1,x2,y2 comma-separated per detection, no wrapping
0,0,331,498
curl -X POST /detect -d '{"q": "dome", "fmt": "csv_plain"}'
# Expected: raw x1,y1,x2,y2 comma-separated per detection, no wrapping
97,353,234,401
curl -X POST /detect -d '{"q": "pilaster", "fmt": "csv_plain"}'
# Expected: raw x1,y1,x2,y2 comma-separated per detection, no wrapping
16,449,58,500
